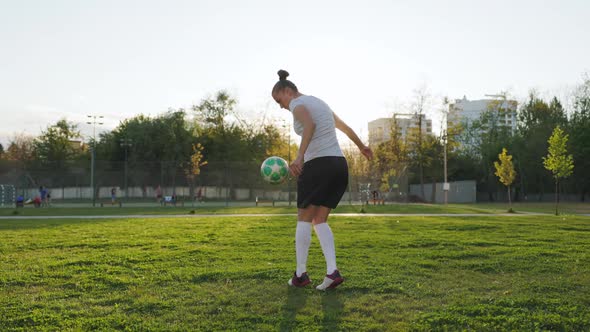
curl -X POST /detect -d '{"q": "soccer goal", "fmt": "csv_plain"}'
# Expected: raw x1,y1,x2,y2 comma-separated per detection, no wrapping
0,184,16,208
358,182,371,205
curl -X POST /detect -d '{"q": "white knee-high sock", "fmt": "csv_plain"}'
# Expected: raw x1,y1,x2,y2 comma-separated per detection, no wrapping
295,221,312,277
314,223,337,275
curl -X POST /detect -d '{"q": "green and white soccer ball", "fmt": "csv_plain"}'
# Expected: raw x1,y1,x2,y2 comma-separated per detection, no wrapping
260,156,289,184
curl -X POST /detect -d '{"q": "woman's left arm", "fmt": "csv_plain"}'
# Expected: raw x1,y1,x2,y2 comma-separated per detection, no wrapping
333,112,373,160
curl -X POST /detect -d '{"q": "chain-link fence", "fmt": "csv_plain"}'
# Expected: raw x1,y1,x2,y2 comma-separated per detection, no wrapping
0,159,380,206
2,159,583,206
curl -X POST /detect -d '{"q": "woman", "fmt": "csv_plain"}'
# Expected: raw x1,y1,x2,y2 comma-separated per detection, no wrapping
272,70,373,290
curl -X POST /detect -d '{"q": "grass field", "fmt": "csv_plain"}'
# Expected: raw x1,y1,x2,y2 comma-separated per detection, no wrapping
0,202,495,217
1,213,589,331
1,201,589,217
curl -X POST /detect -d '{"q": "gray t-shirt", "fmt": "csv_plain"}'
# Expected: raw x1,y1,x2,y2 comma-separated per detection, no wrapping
289,95,344,162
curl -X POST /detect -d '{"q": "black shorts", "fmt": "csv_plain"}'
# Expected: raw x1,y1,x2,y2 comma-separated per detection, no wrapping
297,156,348,209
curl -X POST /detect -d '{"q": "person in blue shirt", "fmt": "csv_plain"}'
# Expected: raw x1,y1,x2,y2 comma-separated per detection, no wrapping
39,186,48,207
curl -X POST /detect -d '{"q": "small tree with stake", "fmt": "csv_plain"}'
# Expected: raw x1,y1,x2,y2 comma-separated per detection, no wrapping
494,148,516,212
184,143,208,204
543,126,574,215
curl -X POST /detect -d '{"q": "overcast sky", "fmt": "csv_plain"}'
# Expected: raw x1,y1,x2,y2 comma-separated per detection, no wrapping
1,0,588,147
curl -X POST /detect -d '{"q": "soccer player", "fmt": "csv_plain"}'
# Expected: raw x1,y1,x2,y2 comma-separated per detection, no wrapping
271,70,373,290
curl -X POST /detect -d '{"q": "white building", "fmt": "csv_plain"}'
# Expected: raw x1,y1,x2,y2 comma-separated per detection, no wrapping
368,114,433,146
448,96,518,134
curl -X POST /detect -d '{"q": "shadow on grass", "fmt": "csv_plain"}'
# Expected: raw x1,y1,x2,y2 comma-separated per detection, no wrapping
279,287,309,331
279,287,344,331
321,291,344,331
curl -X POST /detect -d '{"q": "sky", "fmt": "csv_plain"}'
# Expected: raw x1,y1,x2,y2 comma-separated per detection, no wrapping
0,0,588,148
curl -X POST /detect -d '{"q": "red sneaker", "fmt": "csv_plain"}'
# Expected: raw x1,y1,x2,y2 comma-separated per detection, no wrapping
288,272,311,287
316,270,344,290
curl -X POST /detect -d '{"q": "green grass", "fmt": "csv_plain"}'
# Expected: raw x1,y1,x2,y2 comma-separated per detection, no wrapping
474,202,590,215
1,215,589,331
0,203,509,217
3,201,589,217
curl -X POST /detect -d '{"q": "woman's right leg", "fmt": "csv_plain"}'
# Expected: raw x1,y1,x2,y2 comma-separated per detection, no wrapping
288,206,316,286
295,206,317,276
312,206,344,290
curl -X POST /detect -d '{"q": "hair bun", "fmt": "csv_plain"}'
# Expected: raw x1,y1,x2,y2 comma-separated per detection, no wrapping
277,69,290,81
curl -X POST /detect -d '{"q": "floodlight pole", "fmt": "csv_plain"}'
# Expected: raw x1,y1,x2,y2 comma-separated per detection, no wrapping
120,138,133,201
282,120,293,206
443,130,448,205
287,124,292,206
87,115,104,207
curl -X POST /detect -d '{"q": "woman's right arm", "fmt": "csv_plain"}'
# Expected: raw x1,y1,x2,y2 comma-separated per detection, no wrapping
291,105,316,176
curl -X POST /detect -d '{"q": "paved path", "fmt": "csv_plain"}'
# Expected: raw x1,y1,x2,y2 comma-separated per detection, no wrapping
0,212,554,220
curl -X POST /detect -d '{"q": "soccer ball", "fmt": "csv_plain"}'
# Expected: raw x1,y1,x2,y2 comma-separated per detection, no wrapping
260,156,289,184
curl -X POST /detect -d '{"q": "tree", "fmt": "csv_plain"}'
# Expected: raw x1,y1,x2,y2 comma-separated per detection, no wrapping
407,84,432,200
30,119,83,187
479,97,516,202
543,126,574,215
193,90,236,130
514,93,567,200
193,91,289,164
342,142,372,202
91,91,289,195
439,96,465,203
34,119,83,166
192,91,289,197
569,73,590,201
184,143,208,198
420,134,443,203
494,148,516,211
90,109,197,195
5,134,36,163
193,91,265,163
458,104,513,202
374,121,410,201
0,143,4,159
265,124,296,163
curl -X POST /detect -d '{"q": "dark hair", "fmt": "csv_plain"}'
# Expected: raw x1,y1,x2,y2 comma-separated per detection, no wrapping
272,69,298,94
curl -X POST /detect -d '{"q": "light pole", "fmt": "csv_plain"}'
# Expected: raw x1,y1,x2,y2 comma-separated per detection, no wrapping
87,115,103,207
287,125,292,206
443,129,448,205
442,98,451,205
119,138,133,201
282,121,292,206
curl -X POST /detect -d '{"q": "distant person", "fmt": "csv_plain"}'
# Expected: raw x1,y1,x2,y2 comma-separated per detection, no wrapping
372,190,379,205
111,187,117,204
39,186,48,207
16,195,24,208
155,185,162,203
33,196,41,208
46,190,52,207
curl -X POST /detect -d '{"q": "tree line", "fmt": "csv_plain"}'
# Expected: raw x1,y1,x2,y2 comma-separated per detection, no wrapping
0,91,295,195
363,74,589,203
1,75,589,203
